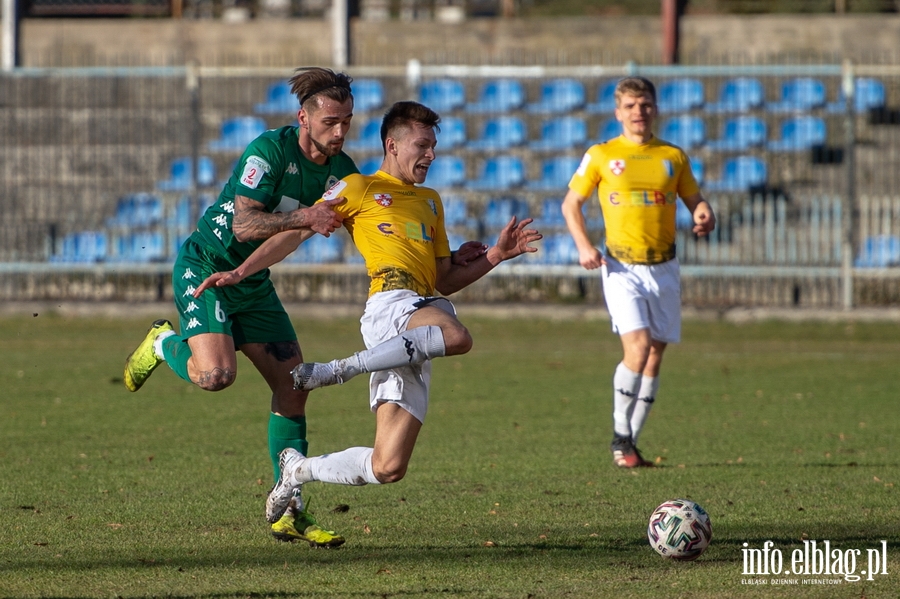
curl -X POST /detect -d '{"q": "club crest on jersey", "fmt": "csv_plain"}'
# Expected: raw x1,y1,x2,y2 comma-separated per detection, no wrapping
427,199,437,215
322,179,347,201
374,193,393,207
662,159,673,178
609,159,625,176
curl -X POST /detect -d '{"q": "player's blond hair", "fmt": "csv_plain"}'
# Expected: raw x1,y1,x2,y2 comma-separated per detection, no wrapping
289,67,354,111
615,76,657,106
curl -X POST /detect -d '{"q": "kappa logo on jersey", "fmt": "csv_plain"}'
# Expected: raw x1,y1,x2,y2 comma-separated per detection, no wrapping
186,317,202,330
240,156,271,189
182,268,197,280
609,159,626,176
184,301,199,313
323,179,348,201
286,162,299,175
374,193,393,207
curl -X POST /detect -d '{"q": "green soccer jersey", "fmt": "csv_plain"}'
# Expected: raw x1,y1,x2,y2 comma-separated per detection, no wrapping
193,125,358,269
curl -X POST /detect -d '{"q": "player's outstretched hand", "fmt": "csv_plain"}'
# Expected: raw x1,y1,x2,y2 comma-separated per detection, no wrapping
692,202,716,237
300,197,346,236
494,216,542,261
452,240,488,266
193,270,243,298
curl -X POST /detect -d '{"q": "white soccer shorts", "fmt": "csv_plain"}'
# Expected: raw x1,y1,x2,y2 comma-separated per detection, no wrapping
359,289,456,424
601,255,682,344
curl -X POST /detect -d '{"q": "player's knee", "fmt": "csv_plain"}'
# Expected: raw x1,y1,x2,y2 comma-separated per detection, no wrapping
194,367,236,391
442,324,473,356
373,463,407,484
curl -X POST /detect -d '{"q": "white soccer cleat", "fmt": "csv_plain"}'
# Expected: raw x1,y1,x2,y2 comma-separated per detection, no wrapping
266,448,306,523
291,361,343,391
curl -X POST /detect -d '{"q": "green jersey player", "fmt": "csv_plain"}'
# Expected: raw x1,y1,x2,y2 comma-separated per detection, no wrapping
123,67,358,547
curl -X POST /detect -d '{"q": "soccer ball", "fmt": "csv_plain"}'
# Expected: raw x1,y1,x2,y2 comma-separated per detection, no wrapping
647,499,712,561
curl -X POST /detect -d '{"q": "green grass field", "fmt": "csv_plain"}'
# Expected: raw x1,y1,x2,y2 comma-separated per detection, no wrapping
1,310,898,598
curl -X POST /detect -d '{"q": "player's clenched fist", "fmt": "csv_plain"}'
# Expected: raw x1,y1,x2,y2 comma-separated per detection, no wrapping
299,197,346,236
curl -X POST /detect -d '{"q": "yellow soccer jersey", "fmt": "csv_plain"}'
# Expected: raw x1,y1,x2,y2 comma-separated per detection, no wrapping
321,170,451,297
568,135,700,265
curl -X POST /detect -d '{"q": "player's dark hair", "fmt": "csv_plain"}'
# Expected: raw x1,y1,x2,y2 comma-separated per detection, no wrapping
615,76,657,105
380,101,441,152
289,67,354,111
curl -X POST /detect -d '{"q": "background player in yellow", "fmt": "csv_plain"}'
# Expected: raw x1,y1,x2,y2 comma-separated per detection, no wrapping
193,101,542,533
561,76,716,468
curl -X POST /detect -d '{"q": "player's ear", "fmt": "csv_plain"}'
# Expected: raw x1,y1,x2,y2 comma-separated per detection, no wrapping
386,137,398,156
297,108,308,128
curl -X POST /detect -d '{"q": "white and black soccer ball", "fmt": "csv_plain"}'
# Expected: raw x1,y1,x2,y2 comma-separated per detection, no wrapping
647,499,712,561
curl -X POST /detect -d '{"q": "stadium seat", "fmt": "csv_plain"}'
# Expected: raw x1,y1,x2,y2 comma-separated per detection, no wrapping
705,116,767,152
526,156,581,191
656,78,705,113
704,77,764,113
766,116,826,151
357,157,381,176
426,155,466,189
52,230,108,263
597,118,621,142
441,194,477,228
353,78,385,113
115,231,165,262
826,77,887,114
676,199,695,230
528,116,588,151
466,156,526,191
765,77,826,113
482,196,529,228
585,80,618,114
466,116,527,151
107,193,165,228
704,155,767,192
418,79,466,113
157,156,216,191
465,79,526,113
525,78,585,114
690,157,705,188
287,232,344,264
255,82,296,115
168,193,215,230
437,116,467,150
344,118,383,152
855,234,900,267
534,233,579,265
208,116,267,151
659,115,706,150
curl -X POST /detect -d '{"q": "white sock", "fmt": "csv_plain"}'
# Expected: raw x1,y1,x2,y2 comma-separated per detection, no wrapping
296,447,380,486
630,375,659,444
153,330,175,360
332,326,445,382
613,362,642,438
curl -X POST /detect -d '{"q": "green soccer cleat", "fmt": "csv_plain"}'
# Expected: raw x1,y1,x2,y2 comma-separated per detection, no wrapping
123,319,174,392
271,497,345,548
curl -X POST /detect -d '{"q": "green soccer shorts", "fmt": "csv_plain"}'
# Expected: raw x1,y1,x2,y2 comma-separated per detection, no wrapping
171,237,297,347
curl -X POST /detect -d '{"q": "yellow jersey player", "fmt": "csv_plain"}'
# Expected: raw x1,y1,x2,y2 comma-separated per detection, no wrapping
562,76,715,468
193,101,542,533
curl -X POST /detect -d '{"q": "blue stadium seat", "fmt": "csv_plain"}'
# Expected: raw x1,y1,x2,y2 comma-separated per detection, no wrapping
765,77,826,113
157,156,216,191
482,196,529,228
437,116,467,150
208,116,267,151
535,197,568,229
255,82,296,115
466,156,526,191
656,78,705,113
766,116,826,151
690,157,705,188
168,193,214,230
465,79,526,113
418,79,466,113
597,118,621,142
288,232,344,264
676,199,695,230
534,233,580,265
705,77,764,113
528,116,588,151
345,118,383,152
704,155,767,192
826,77,887,114
353,78,385,112
856,234,900,267
466,116,527,151
525,78,585,114
426,155,466,189
659,115,706,150
705,116,767,152
115,231,165,262
52,230,108,263
526,156,581,191
441,194,477,228
357,157,381,176
107,193,165,228
585,80,618,114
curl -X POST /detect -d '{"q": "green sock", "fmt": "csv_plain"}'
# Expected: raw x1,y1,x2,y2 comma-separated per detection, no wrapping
160,334,192,383
268,413,309,481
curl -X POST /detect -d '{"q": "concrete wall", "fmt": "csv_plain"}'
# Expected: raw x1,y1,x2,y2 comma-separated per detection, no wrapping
10,14,900,68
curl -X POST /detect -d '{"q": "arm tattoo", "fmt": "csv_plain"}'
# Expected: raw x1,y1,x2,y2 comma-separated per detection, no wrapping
232,195,301,242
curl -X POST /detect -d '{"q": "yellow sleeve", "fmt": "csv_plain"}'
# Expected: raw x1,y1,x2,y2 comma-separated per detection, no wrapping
568,145,604,198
